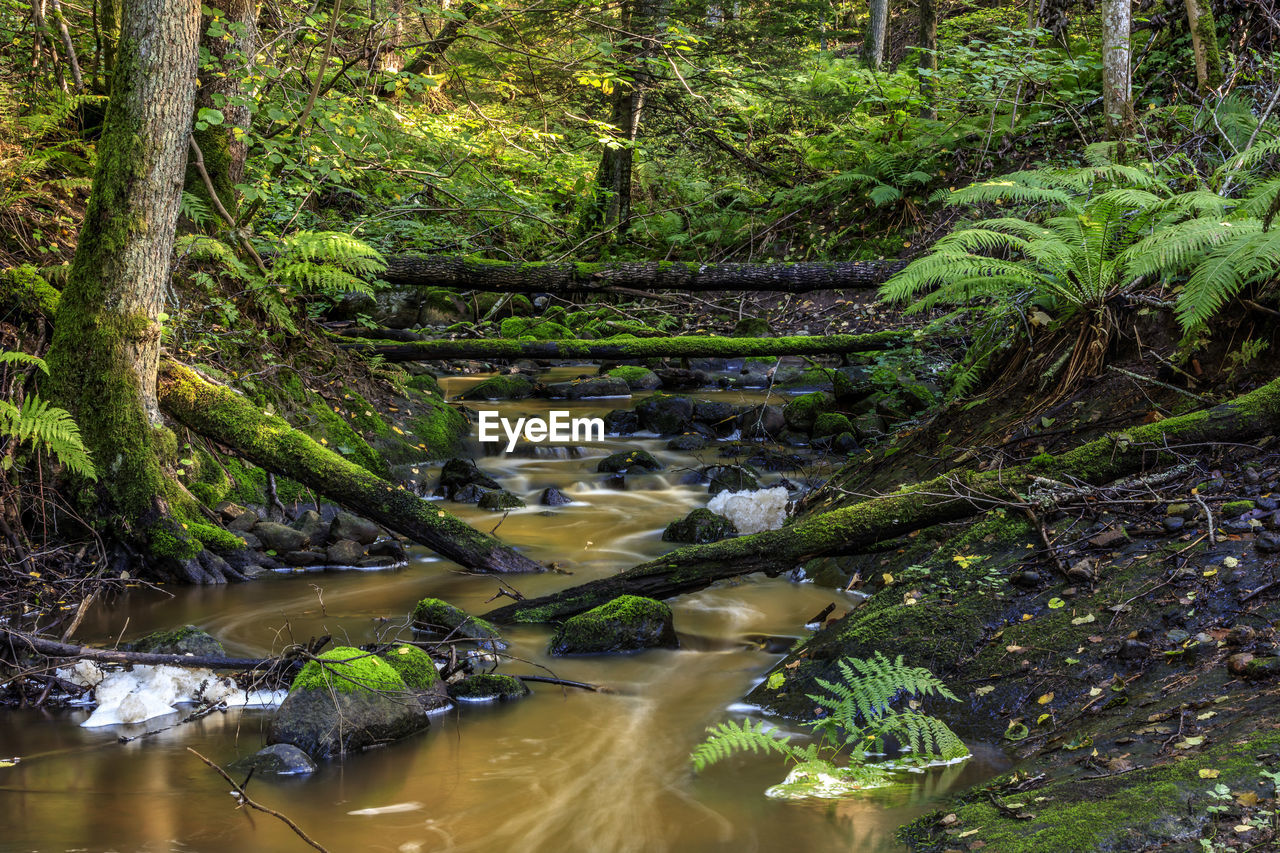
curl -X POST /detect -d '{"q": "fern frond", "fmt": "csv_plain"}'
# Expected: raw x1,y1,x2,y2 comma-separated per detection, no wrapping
691,719,797,772
877,711,970,762
174,234,250,280
949,180,1072,208
1178,228,1280,329
0,351,48,374
0,394,96,480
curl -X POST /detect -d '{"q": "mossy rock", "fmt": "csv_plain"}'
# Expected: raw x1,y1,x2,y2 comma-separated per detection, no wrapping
605,365,662,390
449,673,530,702
478,489,526,511
1221,499,1256,516
635,394,694,434
548,595,678,655
412,598,506,648
380,644,442,691
704,464,759,495
436,457,501,499
499,317,570,340
812,412,852,438
782,391,834,432
457,374,535,401
268,668,425,759
545,376,631,399
662,508,738,544
731,317,773,337
126,625,225,657
289,646,406,695
596,449,662,473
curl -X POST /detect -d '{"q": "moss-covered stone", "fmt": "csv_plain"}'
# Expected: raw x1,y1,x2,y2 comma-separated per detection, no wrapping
597,449,662,473
605,365,662,390
290,646,407,694
380,643,441,690
783,391,834,432
663,508,738,544
457,374,535,401
449,673,529,702
549,595,678,655
412,598,506,647
127,625,225,657
479,489,526,510
1221,499,1255,516
812,412,852,438
731,317,773,337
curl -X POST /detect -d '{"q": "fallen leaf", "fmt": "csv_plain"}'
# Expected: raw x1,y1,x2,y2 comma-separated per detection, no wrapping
975,685,995,696
1199,769,1221,779
1071,614,1096,625
1037,692,1054,704
1048,598,1066,609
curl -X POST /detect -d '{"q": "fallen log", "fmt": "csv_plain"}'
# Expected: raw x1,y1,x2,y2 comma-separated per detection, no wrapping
485,376,1280,622
343,331,911,363
157,362,545,574
0,627,279,671
382,256,907,294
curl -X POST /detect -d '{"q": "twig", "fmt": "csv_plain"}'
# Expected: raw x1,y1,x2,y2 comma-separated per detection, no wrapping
515,674,604,692
188,748,331,853
1107,365,1215,406
1192,494,1216,546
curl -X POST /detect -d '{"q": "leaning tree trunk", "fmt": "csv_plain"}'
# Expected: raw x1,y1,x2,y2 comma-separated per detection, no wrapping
862,0,888,69
580,0,663,237
402,1,477,75
1102,0,1134,140
485,373,1280,622
380,255,906,293
1184,0,1222,94
186,0,258,220
343,331,909,362
46,0,206,574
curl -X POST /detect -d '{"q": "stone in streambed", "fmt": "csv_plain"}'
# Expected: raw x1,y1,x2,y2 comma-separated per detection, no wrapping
457,374,535,401
126,625,225,658
326,539,365,565
231,743,317,776
330,512,380,545
449,673,529,703
548,595,678,656
540,487,572,506
606,366,662,391
662,508,737,544
412,598,506,648
436,458,501,500
252,521,309,553
545,376,631,399
479,489,525,510
635,394,694,434
597,449,662,473
704,465,758,495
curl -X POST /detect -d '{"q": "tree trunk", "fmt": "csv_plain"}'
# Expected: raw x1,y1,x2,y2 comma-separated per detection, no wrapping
46,0,203,569
381,256,906,293
485,374,1280,622
862,0,888,69
580,0,663,237
157,362,546,574
48,0,85,92
1102,0,1134,139
344,331,910,363
402,1,476,75
918,0,937,118
1184,0,1222,94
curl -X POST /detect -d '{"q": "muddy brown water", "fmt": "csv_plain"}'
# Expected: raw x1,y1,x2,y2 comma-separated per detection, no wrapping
0,369,1007,852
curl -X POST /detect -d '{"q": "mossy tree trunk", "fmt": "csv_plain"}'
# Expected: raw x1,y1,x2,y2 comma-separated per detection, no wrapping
45,0,210,579
157,362,546,574
344,331,910,362
1184,0,1222,94
486,375,1280,622
862,0,888,69
402,1,476,76
381,255,906,293
186,0,257,221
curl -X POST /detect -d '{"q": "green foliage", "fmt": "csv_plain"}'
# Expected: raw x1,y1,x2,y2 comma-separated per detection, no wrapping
0,351,96,480
691,653,967,797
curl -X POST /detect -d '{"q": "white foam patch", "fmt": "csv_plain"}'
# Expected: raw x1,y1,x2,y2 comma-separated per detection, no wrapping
707,486,789,534
56,662,285,727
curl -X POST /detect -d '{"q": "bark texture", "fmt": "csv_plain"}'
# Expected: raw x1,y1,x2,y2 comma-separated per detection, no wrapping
918,0,937,118
344,331,910,362
486,375,1280,622
157,362,546,574
1184,0,1222,93
862,0,888,69
381,256,907,293
1102,0,1134,139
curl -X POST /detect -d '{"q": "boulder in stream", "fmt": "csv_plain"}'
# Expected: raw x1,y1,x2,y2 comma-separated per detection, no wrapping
545,376,631,399
478,489,526,510
449,673,530,703
330,512,381,545
548,595,678,655
457,374,535,401
231,743,317,776
412,598,506,648
126,625,225,658
704,465,759,495
436,458,501,500
662,508,738,544
267,646,428,759
635,394,694,434
596,449,662,473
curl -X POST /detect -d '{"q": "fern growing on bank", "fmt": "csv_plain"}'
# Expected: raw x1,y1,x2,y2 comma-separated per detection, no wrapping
691,653,967,799
0,352,96,480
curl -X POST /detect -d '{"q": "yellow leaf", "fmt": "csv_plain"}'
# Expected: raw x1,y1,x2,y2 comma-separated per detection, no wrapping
1089,687,1102,697
1203,568,1218,578
1199,769,1221,779
882,573,894,585
1037,714,1051,725
975,685,995,696
1022,613,1033,622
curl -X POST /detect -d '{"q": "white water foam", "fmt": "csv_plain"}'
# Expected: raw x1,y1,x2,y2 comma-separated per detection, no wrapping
707,486,789,534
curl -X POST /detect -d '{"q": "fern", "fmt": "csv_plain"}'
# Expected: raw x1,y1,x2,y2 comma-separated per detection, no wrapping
0,351,49,373
691,719,799,772
0,393,96,480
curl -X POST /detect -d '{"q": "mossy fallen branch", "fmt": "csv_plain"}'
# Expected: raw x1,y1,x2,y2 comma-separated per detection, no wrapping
344,331,911,363
157,361,544,574
486,375,1280,621
382,256,907,294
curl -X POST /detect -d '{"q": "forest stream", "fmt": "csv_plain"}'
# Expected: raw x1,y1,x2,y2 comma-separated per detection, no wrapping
0,368,1005,852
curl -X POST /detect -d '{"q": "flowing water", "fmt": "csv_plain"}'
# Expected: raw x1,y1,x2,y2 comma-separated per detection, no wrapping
0,368,1007,852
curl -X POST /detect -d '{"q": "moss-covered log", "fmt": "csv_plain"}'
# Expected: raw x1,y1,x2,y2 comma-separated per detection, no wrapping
158,362,545,574
382,256,907,294
0,626,280,671
346,331,910,363
486,375,1280,622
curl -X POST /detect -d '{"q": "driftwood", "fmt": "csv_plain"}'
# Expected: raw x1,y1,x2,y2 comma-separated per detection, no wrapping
343,331,910,363
485,375,1280,622
381,255,907,294
157,361,545,574
0,626,280,670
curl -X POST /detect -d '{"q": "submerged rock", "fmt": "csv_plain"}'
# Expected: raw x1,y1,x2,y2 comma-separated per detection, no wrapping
663,508,738,544
268,646,427,758
478,489,526,510
548,595,678,655
231,743,317,776
127,625,225,658
449,673,529,702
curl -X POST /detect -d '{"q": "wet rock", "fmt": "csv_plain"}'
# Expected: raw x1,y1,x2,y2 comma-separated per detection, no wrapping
704,465,759,495
330,512,381,545
693,401,739,436
449,673,529,702
284,550,324,567
478,489,526,511
549,595,678,656
1163,516,1185,533
667,434,707,451
545,376,631,399
597,449,662,473
126,625,225,658
326,539,365,565
356,556,397,569
1118,639,1150,660
738,404,785,439
368,539,406,561
1243,656,1280,679
216,501,248,522
268,647,426,759
1228,652,1256,676
832,366,873,403
238,531,262,550
452,483,490,504
294,510,330,546
436,458,500,500
1089,528,1128,548
1166,629,1190,645
604,409,639,435
412,598,505,647
1256,531,1280,553
228,510,260,532
231,743,317,776
540,487,572,506
380,643,448,706
457,374,535,401
653,368,707,390
1257,496,1279,512
663,508,738,544
252,522,310,553
1228,625,1258,646
782,392,833,432
1165,502,1196,520
831,431,860,454
605,366,662,391
812,413,852,438
635,394,694,434
1010,570,1041,588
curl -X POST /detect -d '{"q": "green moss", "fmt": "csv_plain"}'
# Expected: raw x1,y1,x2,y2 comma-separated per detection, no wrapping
186,521,247,553
409,392,467,458
412,598,503,641
380,643,440,690
450,672,529,701
549,595,675,655
406,373,444,395
303,395,389,477
1,264,61,315
1221,499,1255,516
289,646,407,694
458,374,535,400
606,365,656,383
813,412,852,437
783,391,834,431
